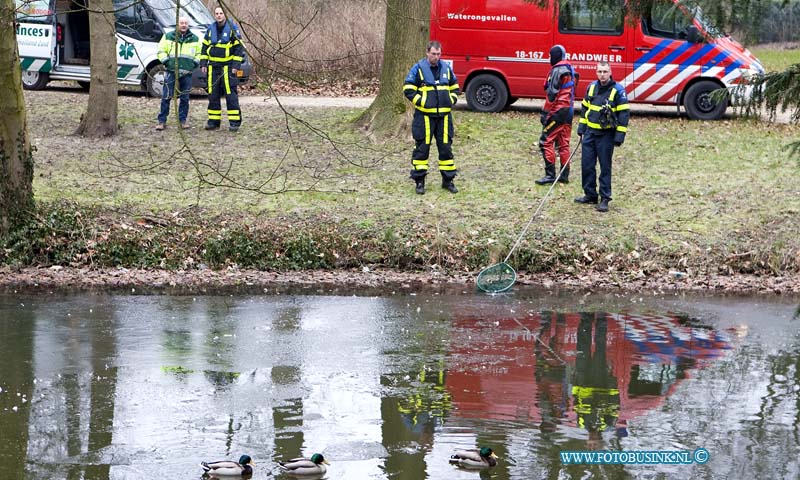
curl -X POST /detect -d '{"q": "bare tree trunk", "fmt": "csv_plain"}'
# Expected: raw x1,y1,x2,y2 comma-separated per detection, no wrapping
75,0,118,137
355,0,429,138
0,0,35,235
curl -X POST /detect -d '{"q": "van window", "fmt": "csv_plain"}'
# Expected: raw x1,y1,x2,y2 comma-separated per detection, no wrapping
148,0,214,28
559,0,624,35
14,0,53,23
643,2,693,39
113,0,160,41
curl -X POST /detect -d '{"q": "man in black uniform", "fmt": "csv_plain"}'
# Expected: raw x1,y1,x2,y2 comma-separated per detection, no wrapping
200,7,244,132
575,62,630,212
403,41,460,195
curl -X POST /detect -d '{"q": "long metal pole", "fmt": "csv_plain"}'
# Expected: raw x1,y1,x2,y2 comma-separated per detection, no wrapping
502,142,581,264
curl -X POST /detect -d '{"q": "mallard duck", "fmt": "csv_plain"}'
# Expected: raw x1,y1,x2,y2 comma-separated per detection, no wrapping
449,447,499,468
278,453,330,476
200,454,255,476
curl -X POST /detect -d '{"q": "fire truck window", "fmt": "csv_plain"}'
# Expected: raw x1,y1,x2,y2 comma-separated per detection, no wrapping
645,2,693,39
559,0,624,35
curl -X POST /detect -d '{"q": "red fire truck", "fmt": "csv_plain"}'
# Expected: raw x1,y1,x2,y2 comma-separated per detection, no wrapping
430,0,764,120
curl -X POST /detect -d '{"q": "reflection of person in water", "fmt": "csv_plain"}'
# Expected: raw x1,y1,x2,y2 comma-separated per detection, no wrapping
535,312,570,434
572,313,621,447
396,363,451,446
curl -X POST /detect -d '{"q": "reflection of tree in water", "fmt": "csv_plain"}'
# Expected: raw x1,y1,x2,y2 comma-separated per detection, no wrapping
0,303,35,479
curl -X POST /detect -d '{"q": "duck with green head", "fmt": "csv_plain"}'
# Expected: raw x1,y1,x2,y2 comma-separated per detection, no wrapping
278,453,330,476
200,454,255,476
449,447,499,468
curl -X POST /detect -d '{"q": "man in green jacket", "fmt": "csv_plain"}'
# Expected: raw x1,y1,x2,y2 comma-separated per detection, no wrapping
156,17,201,130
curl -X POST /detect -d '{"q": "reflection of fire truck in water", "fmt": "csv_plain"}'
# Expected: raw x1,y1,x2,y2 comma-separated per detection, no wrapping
446,312,737,436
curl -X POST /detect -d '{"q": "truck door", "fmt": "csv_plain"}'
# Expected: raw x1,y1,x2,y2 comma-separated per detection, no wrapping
15,0,57,90
555,0,633,99
629,2,701,106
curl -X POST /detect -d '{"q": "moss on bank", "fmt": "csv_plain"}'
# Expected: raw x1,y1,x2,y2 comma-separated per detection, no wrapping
2,201,796,281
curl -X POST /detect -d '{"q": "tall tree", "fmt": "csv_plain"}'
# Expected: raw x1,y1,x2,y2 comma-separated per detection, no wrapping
355,0,429,138
75,0,118,137
0,0,35,235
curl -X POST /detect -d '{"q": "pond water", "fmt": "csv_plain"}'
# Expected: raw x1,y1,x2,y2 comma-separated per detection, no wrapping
1,289,799,480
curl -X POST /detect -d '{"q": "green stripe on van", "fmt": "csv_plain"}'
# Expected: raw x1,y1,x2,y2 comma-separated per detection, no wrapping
117,65,133,79
20,57,52,72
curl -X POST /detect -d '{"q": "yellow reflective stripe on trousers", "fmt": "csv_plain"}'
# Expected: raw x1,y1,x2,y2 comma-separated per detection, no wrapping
424,115,431,144
208,109,222,120
443,115,449,143
412,159,429,170
228,109,241,121
207,65,213,91
439,159,456,171
223,65,231,94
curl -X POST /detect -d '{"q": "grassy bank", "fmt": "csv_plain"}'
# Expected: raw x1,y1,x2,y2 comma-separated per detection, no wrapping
3,89,799,281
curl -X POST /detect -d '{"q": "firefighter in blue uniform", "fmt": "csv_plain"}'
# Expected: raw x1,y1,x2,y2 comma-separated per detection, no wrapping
200,7,244,132
575,61,630,212
403,41,460,195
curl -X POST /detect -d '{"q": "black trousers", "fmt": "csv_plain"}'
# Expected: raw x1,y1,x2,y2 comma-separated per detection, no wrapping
206,64,241,127
581,130,615,201
409,112,456,181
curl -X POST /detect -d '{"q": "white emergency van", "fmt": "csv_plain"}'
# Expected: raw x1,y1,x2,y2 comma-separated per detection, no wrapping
15,0,251,96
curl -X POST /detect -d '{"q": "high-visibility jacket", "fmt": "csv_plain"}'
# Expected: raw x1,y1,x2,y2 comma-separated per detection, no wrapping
157,30,201,77
577,79,630,145
200,21,244,69
403,59,460,117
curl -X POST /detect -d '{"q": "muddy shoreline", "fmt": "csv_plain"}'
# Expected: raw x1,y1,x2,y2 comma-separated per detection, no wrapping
1,266,797,296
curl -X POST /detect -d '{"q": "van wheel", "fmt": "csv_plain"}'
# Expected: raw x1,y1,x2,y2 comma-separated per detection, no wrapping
505,96,519,108
683,81,727,120
466,74,508,113
21,70,49,90
145,64,166,97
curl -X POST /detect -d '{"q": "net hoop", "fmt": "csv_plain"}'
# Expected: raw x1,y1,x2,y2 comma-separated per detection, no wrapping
476,262,517,293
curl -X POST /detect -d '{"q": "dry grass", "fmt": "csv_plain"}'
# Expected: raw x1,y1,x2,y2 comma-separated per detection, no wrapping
224,0,386,80
17,88,800,277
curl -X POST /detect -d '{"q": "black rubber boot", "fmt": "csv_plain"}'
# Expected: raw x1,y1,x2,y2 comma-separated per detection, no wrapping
596,198,610,212
442,181,458,193
535,161,556,185
574,195,599,204
415,177,425,195
558,165,570,184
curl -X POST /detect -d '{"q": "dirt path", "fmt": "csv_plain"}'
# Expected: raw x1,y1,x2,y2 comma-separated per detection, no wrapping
238,95,793,123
